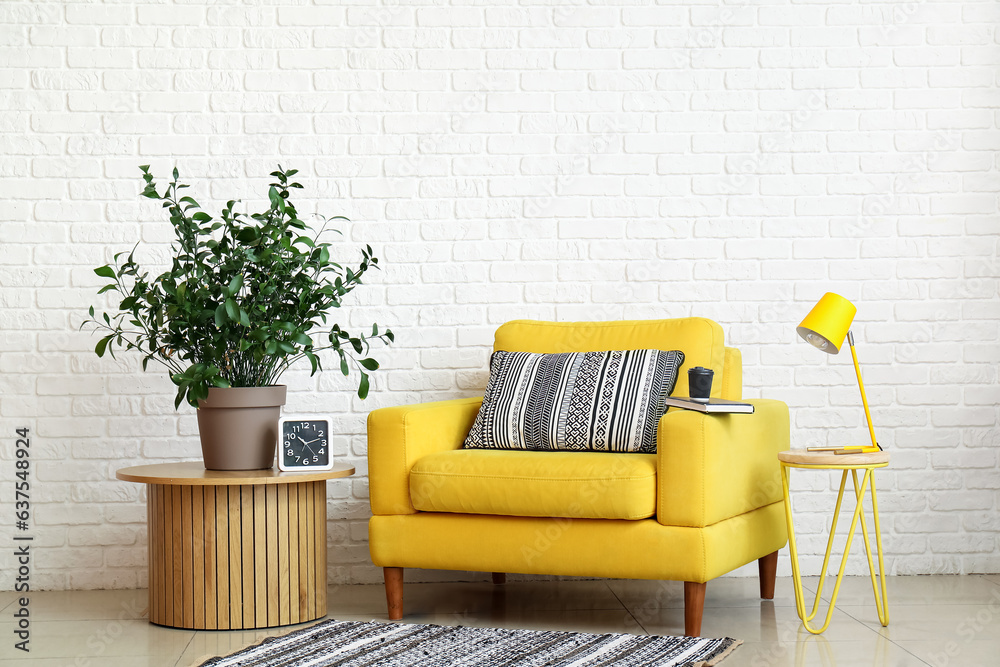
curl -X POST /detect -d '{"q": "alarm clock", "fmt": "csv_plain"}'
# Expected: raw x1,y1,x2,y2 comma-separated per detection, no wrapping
277,417,334,472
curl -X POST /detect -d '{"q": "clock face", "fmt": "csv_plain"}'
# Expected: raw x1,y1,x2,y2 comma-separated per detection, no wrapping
278,418,333,471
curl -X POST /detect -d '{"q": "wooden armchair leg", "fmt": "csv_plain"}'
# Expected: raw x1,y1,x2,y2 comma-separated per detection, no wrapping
384,567,404,620
491,572,506,585
684,581,706,637
758,550,778,600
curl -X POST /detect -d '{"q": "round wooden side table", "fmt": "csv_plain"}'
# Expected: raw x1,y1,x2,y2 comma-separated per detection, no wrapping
117,461,354,630
778,448,890,635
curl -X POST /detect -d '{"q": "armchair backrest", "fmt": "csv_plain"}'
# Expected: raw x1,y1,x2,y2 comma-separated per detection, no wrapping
493,318,732,400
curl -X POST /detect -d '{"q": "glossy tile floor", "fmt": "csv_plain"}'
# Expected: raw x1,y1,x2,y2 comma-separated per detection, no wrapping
1,574,998,666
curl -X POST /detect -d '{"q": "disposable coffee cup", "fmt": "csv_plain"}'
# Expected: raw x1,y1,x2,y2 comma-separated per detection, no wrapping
688,367,714,403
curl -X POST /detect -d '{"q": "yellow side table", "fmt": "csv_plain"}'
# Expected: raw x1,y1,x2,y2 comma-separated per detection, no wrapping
778,448,890,634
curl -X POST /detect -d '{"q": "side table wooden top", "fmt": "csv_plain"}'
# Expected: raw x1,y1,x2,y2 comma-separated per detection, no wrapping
778,449,889,467
116,460,355,486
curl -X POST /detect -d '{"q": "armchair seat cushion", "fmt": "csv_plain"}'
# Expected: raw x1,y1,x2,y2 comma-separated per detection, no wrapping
409,449,656,520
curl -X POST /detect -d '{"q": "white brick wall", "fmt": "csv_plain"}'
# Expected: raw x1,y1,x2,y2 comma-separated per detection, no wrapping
1,0,998,590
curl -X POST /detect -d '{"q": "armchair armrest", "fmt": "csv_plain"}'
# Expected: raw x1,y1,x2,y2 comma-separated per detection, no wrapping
368,397,483,516
656,399,789,528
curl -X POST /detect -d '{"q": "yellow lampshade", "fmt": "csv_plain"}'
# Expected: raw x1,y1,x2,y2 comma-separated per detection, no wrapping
797,292,857,354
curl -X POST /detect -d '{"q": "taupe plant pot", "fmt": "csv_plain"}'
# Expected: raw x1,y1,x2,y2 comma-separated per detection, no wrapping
196,386,287,470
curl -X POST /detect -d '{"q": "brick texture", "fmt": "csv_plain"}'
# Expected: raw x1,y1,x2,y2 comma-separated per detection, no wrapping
0,0,997,590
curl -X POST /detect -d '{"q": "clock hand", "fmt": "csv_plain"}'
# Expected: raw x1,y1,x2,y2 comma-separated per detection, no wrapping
289,434,315,454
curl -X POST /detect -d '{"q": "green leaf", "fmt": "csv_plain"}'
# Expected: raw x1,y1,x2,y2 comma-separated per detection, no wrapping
95,336,111,357
215,303,226,328
358,372,370,399
190,383,208,405
227,274,243,296
358,358,379,371
236,228,258,243
293,332,312,346
225,298,238,321
94,266,116,279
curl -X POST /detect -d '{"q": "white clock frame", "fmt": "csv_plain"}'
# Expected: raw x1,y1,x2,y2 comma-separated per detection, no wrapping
277,416,335,472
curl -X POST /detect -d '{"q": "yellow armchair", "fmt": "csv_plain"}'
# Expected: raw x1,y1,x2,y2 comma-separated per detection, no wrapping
367,319,788,636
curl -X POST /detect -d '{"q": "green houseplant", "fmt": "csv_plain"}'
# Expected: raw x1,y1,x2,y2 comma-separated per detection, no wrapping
84,165,393,469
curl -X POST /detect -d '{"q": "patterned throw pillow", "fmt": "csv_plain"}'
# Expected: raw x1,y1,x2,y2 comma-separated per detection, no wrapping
464,349,685,453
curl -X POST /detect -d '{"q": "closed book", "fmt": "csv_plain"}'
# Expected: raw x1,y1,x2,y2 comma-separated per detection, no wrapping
663,397,755,414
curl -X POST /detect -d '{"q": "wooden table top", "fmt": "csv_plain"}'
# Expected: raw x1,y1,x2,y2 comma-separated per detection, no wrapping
116,461,355,486
778,449,890,467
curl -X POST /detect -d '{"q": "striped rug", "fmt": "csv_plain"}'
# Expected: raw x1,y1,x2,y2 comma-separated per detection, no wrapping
198,618,741,667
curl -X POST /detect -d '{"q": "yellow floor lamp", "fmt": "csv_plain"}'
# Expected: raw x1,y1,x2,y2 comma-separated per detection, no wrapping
780,292,890,633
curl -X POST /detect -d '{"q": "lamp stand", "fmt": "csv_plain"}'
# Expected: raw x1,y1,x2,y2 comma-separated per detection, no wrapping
847,331,879,449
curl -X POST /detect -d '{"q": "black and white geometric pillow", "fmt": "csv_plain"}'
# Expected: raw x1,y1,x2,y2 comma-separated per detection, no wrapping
463,349,685,453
